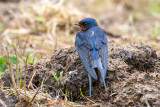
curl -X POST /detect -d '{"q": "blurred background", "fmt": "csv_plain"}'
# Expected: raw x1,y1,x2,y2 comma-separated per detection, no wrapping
0,0,160,74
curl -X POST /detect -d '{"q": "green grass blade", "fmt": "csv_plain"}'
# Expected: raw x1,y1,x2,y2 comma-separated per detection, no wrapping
60,71,64,78
51,71,59,84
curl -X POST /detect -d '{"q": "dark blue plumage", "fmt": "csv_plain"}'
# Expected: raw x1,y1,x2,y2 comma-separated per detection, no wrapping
75,18,108,97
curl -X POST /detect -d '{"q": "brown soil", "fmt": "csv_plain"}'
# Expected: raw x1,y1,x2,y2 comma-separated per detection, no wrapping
0,41,160,106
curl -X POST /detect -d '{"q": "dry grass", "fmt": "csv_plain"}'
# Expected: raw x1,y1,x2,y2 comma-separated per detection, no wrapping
0,0,87,57
0,0,159,57
0,1,87,106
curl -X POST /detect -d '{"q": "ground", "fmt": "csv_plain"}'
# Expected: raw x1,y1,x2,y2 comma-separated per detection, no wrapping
0,0,160,106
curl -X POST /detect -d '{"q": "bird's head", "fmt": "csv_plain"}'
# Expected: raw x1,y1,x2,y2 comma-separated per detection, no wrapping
75,18,98,31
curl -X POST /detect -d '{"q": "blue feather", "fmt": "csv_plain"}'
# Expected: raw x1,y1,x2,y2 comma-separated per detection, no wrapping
75,18,108,97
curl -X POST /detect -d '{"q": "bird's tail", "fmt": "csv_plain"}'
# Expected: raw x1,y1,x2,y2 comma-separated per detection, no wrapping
90,50,105,83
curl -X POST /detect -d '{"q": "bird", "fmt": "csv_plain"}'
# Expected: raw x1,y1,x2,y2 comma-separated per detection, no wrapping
75,17,108,97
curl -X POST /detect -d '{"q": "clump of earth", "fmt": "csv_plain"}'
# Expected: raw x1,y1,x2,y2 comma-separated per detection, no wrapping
0,41,160,106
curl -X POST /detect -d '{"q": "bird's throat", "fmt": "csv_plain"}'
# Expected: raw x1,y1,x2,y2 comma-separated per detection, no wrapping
80,25,86,31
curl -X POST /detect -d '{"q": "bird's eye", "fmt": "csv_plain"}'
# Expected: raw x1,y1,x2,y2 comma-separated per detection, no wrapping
84,22,88,25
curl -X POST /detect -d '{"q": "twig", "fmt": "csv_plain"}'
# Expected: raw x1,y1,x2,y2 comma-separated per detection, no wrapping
54,31,57,50
104,30,121,38
80,88,96,104
85,97,96,104
14,45,20,89
23,35,30,55
0,99,7,107
5,47,16,88
28,70,37,89
14,45,21,101
5,47,20,101
24,54,29,100
27,86,41,107
51,22,57,50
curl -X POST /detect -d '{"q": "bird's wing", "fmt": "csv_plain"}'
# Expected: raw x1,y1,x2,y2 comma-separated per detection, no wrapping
75,32,97,80
95,30,108,74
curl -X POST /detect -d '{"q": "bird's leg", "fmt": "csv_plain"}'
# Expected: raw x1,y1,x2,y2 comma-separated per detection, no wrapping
102,69,107,92
103,78,107,92
102,71,107,92
88,74,92,97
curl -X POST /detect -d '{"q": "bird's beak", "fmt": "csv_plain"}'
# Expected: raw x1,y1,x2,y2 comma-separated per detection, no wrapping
74,23,80,26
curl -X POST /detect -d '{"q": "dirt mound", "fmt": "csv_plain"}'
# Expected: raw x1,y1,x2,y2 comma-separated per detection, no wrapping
0,92,17,107
0,41,160,106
